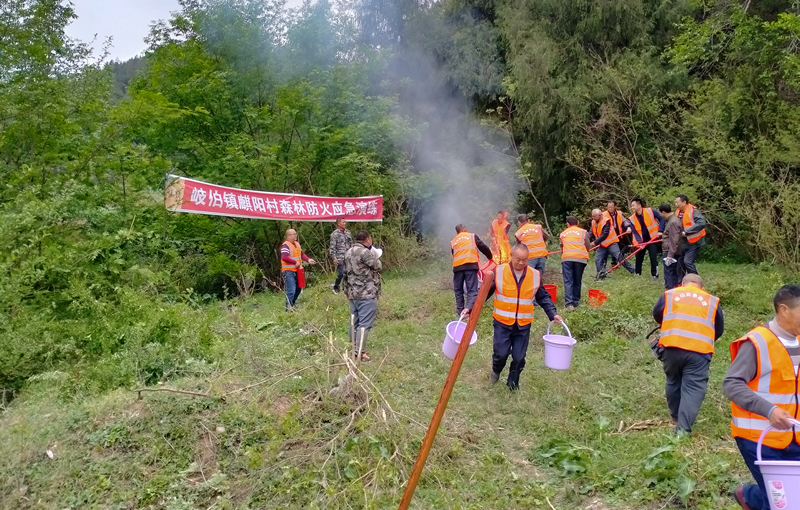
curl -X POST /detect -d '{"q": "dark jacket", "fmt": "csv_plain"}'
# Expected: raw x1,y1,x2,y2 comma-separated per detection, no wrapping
451,234,494,273
662,214,683,259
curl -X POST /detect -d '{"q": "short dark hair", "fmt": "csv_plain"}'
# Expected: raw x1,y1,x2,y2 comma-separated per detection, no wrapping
607,200,617,206
336,217,346,222
455,224,467,233
658,203,672,213
566,216,578,226
498,210,507,215
631,197,645,207
774,285,800,312
517,214,528,224
355,230,371,242
676,194,690,204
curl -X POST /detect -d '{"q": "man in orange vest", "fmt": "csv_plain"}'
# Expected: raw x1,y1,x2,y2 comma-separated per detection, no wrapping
451,224,493,317
674,194,707,276
280,229,316,311
652,274,724,434
724,285,800,510
606,200,631,254
590,208,633,276
484,243,563,390
489,210,511,264
559,216,591,310
515,213,549,277
629,198,665,281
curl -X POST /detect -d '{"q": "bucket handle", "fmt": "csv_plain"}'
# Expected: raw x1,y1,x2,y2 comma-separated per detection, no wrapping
756,418,800,461
546,320,572,339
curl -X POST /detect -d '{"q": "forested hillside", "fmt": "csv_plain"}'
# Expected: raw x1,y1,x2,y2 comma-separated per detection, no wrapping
2,0,800,402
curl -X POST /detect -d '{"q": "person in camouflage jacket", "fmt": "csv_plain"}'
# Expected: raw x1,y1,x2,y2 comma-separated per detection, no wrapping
329,217,353,294
343,230,382,362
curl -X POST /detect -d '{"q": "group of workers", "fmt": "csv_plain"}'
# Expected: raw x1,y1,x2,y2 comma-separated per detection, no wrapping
448,195,796,510
277,195,796,510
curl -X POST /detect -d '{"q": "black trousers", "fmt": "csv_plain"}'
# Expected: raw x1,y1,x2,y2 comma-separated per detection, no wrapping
635,243,659,277
680,243,701,275
661,347,710,433
453,270,479,315
492,320,532,389
663,259,684,290
333,263,345,291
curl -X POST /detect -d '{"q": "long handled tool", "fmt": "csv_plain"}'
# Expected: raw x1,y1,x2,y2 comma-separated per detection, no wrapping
547,245,600,257
596,238,661,280
397,270,495,510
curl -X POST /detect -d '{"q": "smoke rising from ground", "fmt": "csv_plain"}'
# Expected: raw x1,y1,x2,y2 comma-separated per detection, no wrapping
390,50,523,251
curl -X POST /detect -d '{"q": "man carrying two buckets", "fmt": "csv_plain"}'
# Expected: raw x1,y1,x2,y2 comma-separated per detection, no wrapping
465,243,565,391
725,285,800,510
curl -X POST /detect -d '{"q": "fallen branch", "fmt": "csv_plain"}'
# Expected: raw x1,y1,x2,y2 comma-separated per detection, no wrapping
612,419,668,435
134,387,217,400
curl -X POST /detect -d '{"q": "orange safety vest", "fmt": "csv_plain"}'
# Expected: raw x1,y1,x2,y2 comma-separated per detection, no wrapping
493,263,540,327
281,241,302,272
681,204,706,244
451,232,479,267
730,326,800,449
608,210,625,236
658,285,719,355
515,223,548,259
560,226,589,262
492,218,510,240
591,212,619,248
630,208,659,246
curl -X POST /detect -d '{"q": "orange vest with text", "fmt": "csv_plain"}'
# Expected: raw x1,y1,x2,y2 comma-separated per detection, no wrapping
592,212,619,248
681,204,706,244
560,226,589,263
451,232,479,267
630,208,659,246
281,241,302,272
493,264,540,327
658,285,719,355
516,223,547,259
730,326,800,449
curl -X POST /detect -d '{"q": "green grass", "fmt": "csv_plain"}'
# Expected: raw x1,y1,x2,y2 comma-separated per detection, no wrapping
0,260,792,509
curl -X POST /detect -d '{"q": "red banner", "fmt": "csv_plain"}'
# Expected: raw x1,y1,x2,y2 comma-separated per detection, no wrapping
164,174,383,222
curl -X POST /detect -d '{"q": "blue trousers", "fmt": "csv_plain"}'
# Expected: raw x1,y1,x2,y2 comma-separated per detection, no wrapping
333,263,344,291
561,261,586,307
595,243,633,274
492,320,532,389
528,257,546,278
736,436,800,510
282,271,301,310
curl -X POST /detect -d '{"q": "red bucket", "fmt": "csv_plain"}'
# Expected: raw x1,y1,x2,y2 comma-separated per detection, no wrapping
544,284,557,303
588,289,607,307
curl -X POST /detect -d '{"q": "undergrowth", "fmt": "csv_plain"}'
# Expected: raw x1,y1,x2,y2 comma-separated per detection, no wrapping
0,261,792,509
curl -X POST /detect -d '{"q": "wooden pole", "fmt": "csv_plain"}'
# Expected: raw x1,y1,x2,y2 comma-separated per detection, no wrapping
397,270,495,510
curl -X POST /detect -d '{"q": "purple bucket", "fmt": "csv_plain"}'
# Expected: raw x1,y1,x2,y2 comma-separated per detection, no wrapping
756,420,800,510
442,317,478,360
542,321,577,370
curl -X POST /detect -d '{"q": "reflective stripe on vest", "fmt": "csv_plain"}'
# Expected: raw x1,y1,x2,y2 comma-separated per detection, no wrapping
281,241,301,272
560,227,589,262
658,286,719,355
630,208,658,245
516,223,547,259
592,213,619,248
681,204,706,244
730,326,800,449
492,264,540,326
451,232,479,267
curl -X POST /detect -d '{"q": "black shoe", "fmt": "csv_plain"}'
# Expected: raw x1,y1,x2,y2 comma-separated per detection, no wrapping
490,371,499,384
507,381,519,391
